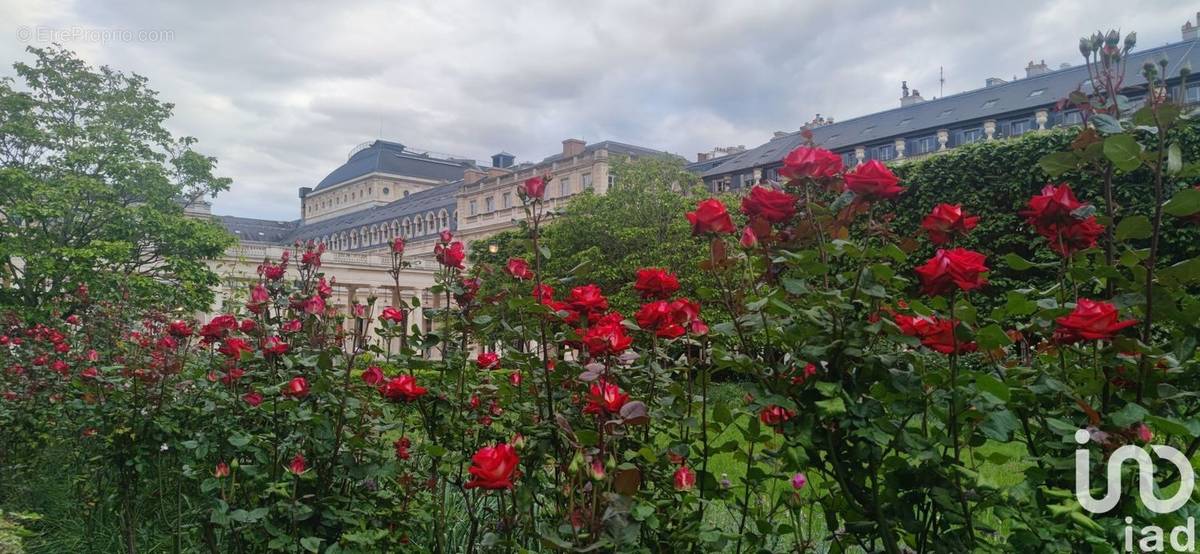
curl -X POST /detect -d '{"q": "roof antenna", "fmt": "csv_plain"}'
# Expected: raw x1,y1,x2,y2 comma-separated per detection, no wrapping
939,66,945,97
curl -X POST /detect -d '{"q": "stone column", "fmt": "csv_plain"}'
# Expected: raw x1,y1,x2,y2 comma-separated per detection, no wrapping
1035,109,1048,130
984,120,997,141
893,138,906,159
937,129,949,151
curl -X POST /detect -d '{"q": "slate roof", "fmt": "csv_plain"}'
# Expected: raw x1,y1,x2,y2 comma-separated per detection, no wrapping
539,140,684,164
314,140,472,191
217,215,299,243
703,38,1200,179
286,182,461,246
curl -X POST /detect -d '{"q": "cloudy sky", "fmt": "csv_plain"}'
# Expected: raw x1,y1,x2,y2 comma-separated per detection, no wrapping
1,0,1194,220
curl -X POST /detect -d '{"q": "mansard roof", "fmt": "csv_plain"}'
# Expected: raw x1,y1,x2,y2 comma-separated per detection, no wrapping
286,182,460,244
314,140,472,192
703,38,1200,179
216,215,299,243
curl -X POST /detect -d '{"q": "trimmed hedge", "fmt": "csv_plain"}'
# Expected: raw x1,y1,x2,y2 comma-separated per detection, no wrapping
890,124,1200,302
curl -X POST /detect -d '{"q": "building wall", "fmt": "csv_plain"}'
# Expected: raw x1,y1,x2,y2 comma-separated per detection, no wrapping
302,174,443,223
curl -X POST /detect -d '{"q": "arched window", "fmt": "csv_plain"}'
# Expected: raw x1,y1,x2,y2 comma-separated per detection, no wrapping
390,221,399,239
402,218,411,238
426,213,434,233
415,217,423,236
438,209,448,230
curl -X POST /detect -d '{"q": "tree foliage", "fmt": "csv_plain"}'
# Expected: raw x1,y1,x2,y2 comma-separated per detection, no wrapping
470,155,712,314
0,46,233,315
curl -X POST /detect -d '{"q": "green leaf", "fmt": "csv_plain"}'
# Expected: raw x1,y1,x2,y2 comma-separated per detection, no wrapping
980,409,1019,441
300,537,323,553
1115,215,1152,241
1109,403,1148,426
1003,253,1053,271
975,324,1014,350
1038,151,1078,178
1145,415,1198,438
228,434,251,448
1091,114,1123,134
974,373,1011,403
1102,134,1142,172
815,397,845,416
1164,187,1200,217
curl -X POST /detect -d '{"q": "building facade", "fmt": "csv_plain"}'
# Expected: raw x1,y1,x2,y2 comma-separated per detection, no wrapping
696,25,1200,192
199,138,675,330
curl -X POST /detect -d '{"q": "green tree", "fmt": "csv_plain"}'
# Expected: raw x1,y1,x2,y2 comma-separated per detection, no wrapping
0,46,233,315
470,155,712,314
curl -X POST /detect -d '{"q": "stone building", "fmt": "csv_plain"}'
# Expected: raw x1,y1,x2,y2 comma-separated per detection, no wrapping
696,25,1200,192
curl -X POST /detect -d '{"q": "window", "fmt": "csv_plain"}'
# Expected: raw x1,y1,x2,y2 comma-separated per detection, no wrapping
559,177,571,196
469,200,477,216
841,152,858,167
1063,110,1083,126
908,135,937,155
982,99,999,108
608,174,615,188
713,178,730,193
1187,83,1200,103
582,173,593,189
485,196,494,212
502,192,511,208
861,126,876,135
383,187,390,195
956,128,984,145
897,117,912,126
1008,118,1033,136
938,108,954,118
1028,88,1046,97
403,190,410,197
741,173,755,188
873,144,896,161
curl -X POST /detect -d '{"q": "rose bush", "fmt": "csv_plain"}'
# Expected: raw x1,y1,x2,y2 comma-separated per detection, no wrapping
3,28,1200,554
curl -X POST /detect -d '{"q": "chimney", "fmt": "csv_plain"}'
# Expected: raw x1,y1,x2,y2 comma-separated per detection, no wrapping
1025,60,1049,78
562,138,586,157
490,152,514,168
298,187,312,199
1185,12,1200,41
696,152,711,162
900,82,925,107
464,168,487,185
985,77,1008,88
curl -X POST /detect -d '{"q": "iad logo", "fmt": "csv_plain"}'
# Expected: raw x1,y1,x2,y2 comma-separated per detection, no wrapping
1074,428,1196,551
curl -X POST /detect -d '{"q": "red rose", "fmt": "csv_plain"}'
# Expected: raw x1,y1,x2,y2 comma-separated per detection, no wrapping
1053,299,1138,343
581,320,633,356
80,366,99,379
303,295,325,316
844,160,904,201
261,336,289,356
686,198,736,235
532,283,554,304
476,351,501,370
759,405,795,427
1022,183,1085,232
740,185,798,224
779,146,843,181
361,365,385,385
674,465,696,491
390,237,405,254
167,320,193,338
568,284,609,315
381,374,428,402
1044,216,1105,257
739,226,759,248
242,391,263,407
285,377,309,397
435,241,467,270
921,204,980,245
465,443,520,490
300,243,323,268
379,306,406,324
519,176,547,200
914,248,988,296
583,379,629,415
281,319,302,333
894,314,976,355
505,257,534,280
633,268,679,300
456,277,481,306
635,300,671,330
218,338,253,359
288,453,306,475
394,436,412,460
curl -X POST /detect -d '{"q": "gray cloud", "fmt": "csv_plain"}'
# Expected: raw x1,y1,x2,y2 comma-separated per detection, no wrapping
1,0,1194,220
